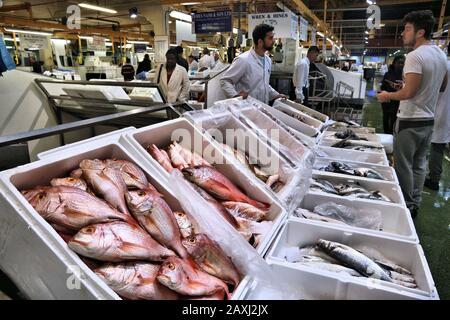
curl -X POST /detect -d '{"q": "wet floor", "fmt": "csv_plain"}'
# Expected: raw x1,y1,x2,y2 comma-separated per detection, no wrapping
364,78,450,299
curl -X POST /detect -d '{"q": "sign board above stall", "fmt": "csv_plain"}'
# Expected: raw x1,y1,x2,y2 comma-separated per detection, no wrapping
299,16,308,42
311,27,317,45
248,12,298,39
87,36,106,51
20,34,50,50
176,20,196,43
193,11,232,34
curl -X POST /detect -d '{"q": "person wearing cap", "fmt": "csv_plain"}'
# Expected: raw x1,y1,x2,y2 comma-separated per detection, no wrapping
292,46,320,107
220,24,286,104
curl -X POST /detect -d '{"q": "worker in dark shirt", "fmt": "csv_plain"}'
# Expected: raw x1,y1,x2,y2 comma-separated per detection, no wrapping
175,46,189,72
136,54,152,79
380,56,405,134
121,57,135,81
30,57,42,74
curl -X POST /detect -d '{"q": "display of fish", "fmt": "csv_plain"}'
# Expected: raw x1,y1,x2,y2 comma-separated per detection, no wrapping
182,233,240,288
316,239,393,282
297,255,363,277
222,201,267,222
294,208,348,226
68,221,175,262
182,165,270,210
310,178,338,194
157,256,229,299
320,161,385,180
147,144,174,173
125,188,188,258
353,167,385,180
50,177,88,191
167,143,189,170
171,141,211,167
331,139,383,151
80,160,130,215
95,262,179,300
334,129,367,141
22,186,130,230
173,211,195,238
104,159,150,190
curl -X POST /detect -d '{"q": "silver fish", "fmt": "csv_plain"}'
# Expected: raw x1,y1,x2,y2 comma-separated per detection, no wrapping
310,179,338,194
354,168,385,180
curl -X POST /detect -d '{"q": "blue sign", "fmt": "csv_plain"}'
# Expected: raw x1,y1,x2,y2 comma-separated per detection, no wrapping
193,11,232,34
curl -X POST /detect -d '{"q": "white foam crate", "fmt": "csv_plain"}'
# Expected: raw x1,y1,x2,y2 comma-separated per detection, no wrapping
272,100,323,130
266,218,437,299
121,118,288,256
315,146,389,166
233,263,430,300
309,172,406,207
259,104,320,138
320,130,381,144
299,192,417,242
313,157,398,184
0,141,251,300
182,112,311,213
273,99,329,123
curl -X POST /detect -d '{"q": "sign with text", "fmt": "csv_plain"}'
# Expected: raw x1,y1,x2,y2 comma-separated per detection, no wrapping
193,11,232,34
87,36,106,51
311,27,317,45
299,16,308,41
248,12,298,39
20,34,50,50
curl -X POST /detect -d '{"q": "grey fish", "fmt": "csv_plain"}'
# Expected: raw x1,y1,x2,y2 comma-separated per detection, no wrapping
317,239,393,282
310,179,338,194
296,209,348,226
354,168,385,180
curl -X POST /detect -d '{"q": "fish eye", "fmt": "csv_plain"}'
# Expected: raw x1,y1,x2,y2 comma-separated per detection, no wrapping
177,212,185,217
168,262,175,270
68,178,75,182
187,236,196,244
37,193,45,200
137,190,146,197
84,226,96,234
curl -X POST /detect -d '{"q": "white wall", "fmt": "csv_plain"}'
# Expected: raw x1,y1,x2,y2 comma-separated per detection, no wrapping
327,67,367,99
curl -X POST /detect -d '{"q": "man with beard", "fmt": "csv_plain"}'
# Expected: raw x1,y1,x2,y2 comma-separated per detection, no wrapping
377,10,448,218
220,24,286,104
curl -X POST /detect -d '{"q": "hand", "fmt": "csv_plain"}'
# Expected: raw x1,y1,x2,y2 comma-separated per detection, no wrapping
275,94,288,100
377,91,391,103
393,80,404,91
235,91,249,99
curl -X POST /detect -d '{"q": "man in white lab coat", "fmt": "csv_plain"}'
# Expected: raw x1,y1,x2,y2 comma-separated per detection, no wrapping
198,48,215,70
188,55,199,71
220,24,286,104
156,48,190,103
424,44,450,190
292,46,320,107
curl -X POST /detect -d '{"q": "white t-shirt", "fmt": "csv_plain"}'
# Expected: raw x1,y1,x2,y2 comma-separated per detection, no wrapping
398,44,448,119
432,59,450,143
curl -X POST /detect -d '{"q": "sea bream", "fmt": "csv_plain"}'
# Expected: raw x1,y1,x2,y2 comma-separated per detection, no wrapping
316,239,393,282
182,165,270,210
68,221,175,262
50,177,88,191
95,262,179,300
222,201,267,222
125,188,188,258
22,186,130,230
173,211,195,238
147,144,174,173
104,159,150,190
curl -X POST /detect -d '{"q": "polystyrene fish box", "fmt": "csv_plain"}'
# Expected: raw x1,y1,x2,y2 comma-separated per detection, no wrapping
321,130,381,144
272,101,323,130
315,146,389,166
233,263,429,300
273,99,329,123
121,118,287,256
0,141,251,300
183,111,313,212
313,157,398,184
266,218,437,299
309,172,406,207
299,192,417,242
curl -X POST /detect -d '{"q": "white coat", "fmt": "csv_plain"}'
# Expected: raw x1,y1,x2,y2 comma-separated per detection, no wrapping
292,57,310,101
157,63,190,103
220,48,279,104
198,54,214,70
432,59,450,143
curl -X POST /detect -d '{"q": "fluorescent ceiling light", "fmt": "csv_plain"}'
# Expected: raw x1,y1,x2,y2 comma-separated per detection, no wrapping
5,46,13,49
51,39,70,44
317,31,325,37
365,31,369,34
3,37,20,42
146,46,152,50
105,42,113,46
169,10,192,22
118,44,132,49
181,2,201,5
380,24,385,27
367,0,373,5
4,28,52,36
233,28,239,34
79,3,117,14
127,40,149,44
28,48,40,51
79,36,93,40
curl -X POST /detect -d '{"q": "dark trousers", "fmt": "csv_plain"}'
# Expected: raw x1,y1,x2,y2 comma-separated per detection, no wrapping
302,87,310,107
381,103,399,134
428,142,448,183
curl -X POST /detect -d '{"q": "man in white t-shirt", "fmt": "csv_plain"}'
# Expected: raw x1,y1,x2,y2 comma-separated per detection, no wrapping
377,10,448,218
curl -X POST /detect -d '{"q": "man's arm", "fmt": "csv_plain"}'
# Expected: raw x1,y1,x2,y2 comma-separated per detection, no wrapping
440,72,448,92
379,72,422,101
293,62,306,101
220,57,246,98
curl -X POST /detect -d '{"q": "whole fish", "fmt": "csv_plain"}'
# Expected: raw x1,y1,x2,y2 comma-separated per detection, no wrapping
95,262,179,300
70,168,83,179
173,211,194,238
168,143,189,170
266,174,280,189
157,256,229,298
50,177,88,191
297,256,363,277
182,166,270,210
172,141,210,167
222,201,267,222
182,233,240,288
320,162,354,175
310,179,338,194
125,188,188,258
104,159,150,189
190,183,239,229
147,144,174,173
317,239,392,282
80,160,130,215
22,186,130,230
353,167,385,180
295,208,348,226
68,221,175,262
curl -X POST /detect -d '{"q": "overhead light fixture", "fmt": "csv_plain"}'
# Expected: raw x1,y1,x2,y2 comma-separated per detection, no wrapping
367,0,373,4
233,28,239,34
169,10,192,23
365,31,369,34
4,28,52,36
79,3,117,14
127,40,149,44
27,47,40,51
5,46,13,49
216,32,221,35
380,24,385,27
365,37,368,40
181,2,201,4
317,31,325,37
79,36,93,41
169,21,173,24
105,42,113,46
2,37,20,42
146,46,152,50
51,39,70,44
129,7,138,19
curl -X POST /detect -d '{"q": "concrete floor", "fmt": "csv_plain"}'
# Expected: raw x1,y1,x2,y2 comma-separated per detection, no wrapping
364,78,450,300
0,78,448,299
